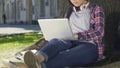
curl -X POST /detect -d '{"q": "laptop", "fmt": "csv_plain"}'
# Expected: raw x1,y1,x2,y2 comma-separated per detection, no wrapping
38,18,75,41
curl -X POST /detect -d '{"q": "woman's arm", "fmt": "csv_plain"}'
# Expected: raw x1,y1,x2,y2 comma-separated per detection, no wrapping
77,5,105,41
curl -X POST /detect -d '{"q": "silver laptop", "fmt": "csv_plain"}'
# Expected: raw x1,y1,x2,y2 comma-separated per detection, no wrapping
38,18,74,41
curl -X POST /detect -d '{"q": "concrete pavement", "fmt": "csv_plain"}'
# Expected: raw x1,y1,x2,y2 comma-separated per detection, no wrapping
0,24,41,36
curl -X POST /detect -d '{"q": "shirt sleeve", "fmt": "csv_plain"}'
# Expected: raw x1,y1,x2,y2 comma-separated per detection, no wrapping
77,5,105,41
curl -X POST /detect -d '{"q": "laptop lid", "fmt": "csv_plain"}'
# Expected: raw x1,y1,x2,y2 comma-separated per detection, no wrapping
38,18,74,41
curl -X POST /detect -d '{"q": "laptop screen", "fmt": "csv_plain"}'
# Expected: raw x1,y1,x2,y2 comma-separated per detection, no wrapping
38,18,74,41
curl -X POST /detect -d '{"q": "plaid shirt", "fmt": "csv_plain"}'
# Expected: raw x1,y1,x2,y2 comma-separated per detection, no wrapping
65,4,105,60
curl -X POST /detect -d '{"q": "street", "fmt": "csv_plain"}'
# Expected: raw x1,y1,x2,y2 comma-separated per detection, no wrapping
0,24,41,36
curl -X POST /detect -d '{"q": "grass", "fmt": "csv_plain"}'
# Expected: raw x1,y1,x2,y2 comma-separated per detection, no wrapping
0,33,43,60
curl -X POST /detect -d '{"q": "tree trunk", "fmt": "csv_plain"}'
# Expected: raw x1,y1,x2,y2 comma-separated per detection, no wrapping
58,0,69,17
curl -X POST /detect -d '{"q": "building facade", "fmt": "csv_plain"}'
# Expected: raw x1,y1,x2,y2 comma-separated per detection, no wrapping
0,0,58,24
0,0,5,24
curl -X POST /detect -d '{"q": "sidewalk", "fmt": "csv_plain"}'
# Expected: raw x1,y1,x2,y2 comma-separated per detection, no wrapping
0,24,41,36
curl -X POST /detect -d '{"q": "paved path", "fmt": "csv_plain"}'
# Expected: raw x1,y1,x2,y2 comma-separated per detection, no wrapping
0,24,41,36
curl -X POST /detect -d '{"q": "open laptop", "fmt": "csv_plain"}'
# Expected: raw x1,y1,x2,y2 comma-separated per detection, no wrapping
38,18,75,41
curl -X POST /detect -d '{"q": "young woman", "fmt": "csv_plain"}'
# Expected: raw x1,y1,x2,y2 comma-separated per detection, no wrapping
24,0,105,68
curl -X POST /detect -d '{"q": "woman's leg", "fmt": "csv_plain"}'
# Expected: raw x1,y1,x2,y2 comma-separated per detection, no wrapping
46,42,98,68
24,38,72,68
36,38,73,61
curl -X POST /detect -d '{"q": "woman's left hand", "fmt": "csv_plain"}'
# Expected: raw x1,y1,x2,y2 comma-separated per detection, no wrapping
73,33,78,39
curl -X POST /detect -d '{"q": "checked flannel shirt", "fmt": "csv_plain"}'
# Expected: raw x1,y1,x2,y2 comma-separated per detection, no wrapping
65,4,105,60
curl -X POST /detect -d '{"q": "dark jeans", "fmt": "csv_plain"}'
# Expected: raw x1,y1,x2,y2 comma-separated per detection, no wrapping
36,39,98,68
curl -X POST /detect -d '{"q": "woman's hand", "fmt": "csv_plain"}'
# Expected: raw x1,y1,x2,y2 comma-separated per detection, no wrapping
73,33,78,40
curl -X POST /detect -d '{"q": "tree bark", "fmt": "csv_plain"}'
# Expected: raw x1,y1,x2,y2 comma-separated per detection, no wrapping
58,0,70,17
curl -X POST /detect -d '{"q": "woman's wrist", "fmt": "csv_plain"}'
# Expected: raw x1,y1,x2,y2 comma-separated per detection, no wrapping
77,33,82,40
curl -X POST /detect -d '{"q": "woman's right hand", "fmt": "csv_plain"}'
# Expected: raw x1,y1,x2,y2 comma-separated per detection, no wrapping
73,33,78,40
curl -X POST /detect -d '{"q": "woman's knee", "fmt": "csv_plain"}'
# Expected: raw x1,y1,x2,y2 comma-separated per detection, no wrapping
50,38,59,42
49,38,59,44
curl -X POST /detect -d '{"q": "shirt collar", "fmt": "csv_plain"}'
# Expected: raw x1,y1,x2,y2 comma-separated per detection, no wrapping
73,2,90,12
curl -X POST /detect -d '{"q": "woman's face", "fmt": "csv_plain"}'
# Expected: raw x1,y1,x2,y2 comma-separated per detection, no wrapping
70,0,86,7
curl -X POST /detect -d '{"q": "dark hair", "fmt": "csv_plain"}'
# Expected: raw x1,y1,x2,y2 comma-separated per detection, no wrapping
64,6,73,19
68,0,74,6
68,0,81,11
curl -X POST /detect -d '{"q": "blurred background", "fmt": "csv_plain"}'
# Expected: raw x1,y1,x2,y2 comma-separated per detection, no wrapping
0,0,59,24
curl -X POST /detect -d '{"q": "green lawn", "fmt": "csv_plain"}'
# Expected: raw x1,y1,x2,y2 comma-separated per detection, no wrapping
0,33,43,60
